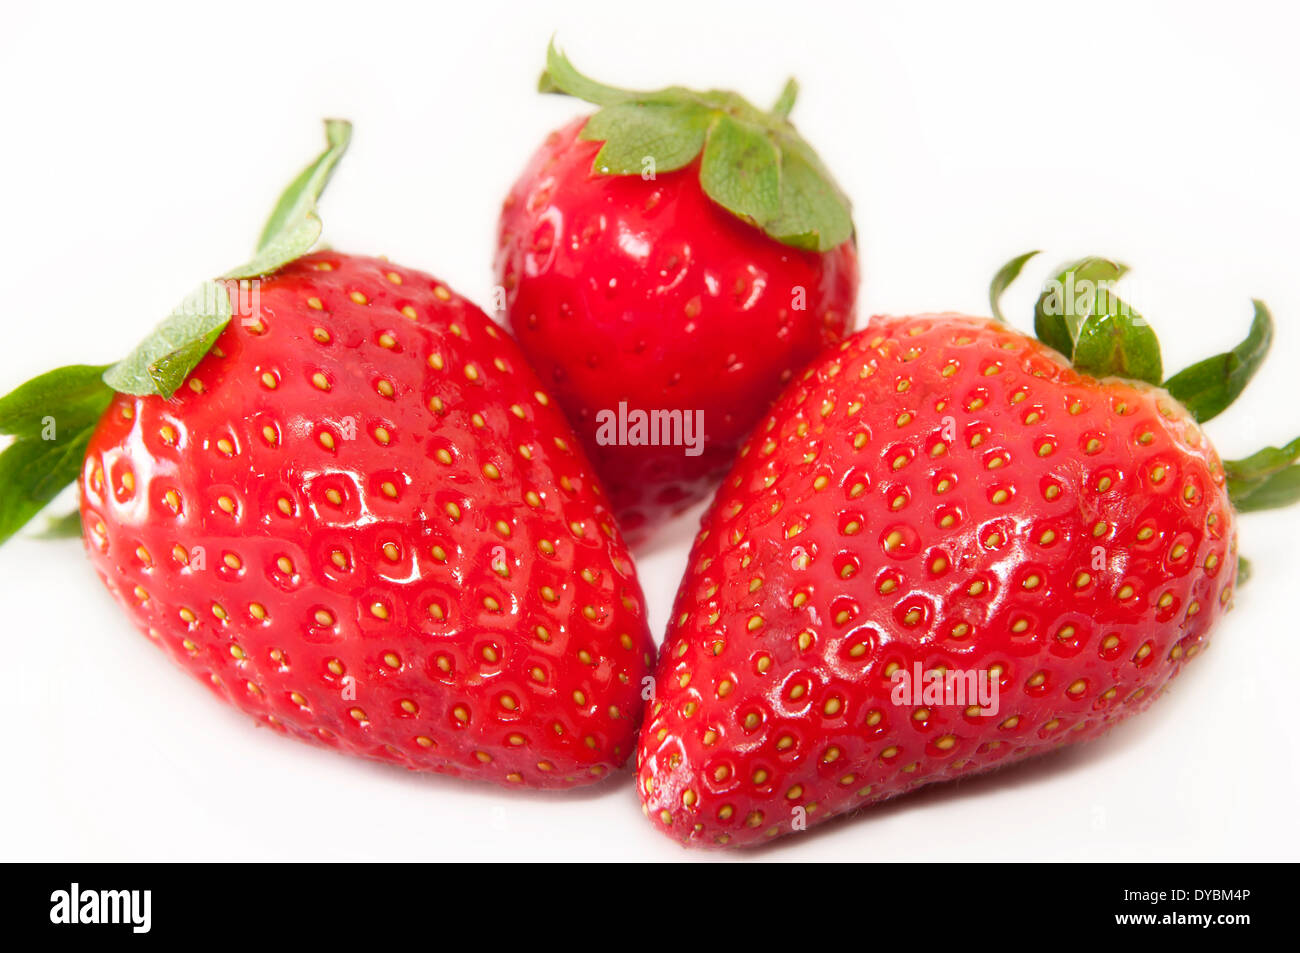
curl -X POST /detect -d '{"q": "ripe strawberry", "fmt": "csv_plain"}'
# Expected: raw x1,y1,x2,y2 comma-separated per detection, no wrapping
0,122,653,788
496,43,859,543
638,254,1300,846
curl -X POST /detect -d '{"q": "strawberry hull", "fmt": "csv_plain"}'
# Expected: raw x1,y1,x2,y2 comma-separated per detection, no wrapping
79,253,655,789
638,315,1238,846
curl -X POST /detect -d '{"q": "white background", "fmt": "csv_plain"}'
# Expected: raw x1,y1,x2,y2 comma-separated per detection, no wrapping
1,0,1297,862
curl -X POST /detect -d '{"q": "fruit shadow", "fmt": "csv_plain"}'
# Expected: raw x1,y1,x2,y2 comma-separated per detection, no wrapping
740,669,1207,858
343,580,1217,855
341,737,638,803
352,645,1200,851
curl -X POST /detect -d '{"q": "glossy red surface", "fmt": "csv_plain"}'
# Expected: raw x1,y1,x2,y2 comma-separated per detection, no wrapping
638,315,1238,846
80,253,654,788
496,118,859,542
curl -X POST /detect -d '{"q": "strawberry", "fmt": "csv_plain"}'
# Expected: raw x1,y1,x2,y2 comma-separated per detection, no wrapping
637,253,1300,846
496,42,859,544
0,121,653,788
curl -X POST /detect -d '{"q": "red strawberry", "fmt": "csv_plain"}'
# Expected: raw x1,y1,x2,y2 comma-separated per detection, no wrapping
637,254,1300,845
496,43,859,544
0,122,654,789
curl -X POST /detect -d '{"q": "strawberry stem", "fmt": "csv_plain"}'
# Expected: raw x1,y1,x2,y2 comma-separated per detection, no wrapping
771,78,799,119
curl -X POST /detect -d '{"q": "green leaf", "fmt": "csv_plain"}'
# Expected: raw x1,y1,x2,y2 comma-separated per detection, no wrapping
536,40,853,252
1071,290,1163,384
540,39,637,105
1223,436,1300,512
1028,256,1161,382
225,118,352,279
0,119,355,548
1224,436,1300,483
0,423,98,546
0,364,114,439
582,101,712,175
1163,300,1273,423
1222,434,1294,486
0,365,112,546
1033,257,1129,358
102,281,232,399
1231,464,1300,512
764,136,855,252
988,250,1040,324
700,114,782,229
102,119,352,401
1236,555,1253,585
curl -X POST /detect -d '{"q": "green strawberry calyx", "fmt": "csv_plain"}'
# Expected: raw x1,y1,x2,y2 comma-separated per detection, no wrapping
0,365,114,544
538,40,854,253
990,251,1299,514
0,119,352,546
105,119,351,398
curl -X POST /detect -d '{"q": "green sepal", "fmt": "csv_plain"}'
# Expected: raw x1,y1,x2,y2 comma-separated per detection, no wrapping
0,364,113,546
102,120,351,400
763,135,854,251
102,281,232,398
1071,290,1162,384
226,118,352,280
989,250,1040,323
539,41,636,105
1231,466,1300,512
0,363,115,439
538,41,852,252
1236,555,1253,585
700,114,782,228
0,120,353,549
1033,257,1128,356
1224,436,1300,483
990,248,1298,516
583,101,711,175
1029,257,1161,383
1163,300,1273,423
1224,437,1300,512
